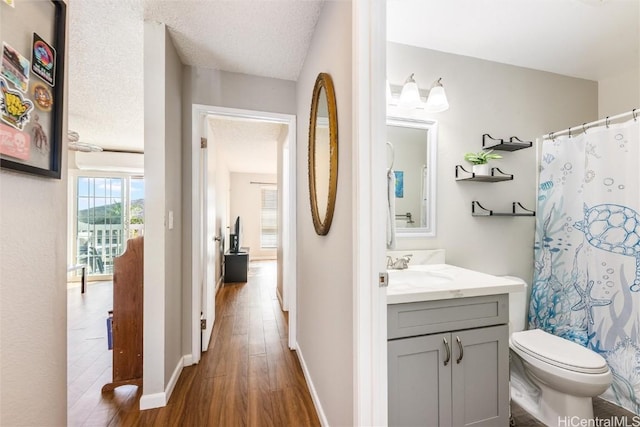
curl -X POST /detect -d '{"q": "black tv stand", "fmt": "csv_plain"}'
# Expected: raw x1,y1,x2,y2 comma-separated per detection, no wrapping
223,249,249,283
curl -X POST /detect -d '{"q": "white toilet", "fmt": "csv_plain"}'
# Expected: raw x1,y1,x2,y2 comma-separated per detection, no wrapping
507,278,612,426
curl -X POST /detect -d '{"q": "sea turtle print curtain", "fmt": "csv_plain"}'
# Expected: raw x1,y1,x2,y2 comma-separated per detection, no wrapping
529,118,640,414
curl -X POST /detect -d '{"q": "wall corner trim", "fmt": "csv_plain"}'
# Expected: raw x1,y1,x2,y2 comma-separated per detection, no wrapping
295,343,329,426
182,353,195,366
139,392,166,411
139,356,185,410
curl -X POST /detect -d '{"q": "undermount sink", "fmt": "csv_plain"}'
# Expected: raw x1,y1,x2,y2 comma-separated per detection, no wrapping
386,263,524,304
387,267,453,288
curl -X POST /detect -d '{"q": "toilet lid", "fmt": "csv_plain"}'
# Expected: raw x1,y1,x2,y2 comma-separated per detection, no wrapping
511,329,609,374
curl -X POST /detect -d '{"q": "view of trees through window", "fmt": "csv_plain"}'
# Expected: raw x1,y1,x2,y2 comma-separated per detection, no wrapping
75,176,144,276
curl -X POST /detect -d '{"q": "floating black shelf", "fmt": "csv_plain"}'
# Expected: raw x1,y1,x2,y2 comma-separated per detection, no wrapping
471,201,536,217
482,134,533,151
455,165,513,182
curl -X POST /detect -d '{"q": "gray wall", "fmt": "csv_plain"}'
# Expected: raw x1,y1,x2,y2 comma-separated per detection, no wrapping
143,21,183,399
164,26,183,387
388,42,598,284
295,2,353,425
181,68,296,356
0,3,69,424
598,64,640,118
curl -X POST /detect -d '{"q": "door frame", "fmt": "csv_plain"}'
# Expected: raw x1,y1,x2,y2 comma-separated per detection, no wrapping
191,104,297,362
352,0,387,424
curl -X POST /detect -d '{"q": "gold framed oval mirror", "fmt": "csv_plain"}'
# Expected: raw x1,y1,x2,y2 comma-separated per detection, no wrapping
308,72,338,236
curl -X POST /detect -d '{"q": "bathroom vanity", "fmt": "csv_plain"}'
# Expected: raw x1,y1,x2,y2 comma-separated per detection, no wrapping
387,264,523,427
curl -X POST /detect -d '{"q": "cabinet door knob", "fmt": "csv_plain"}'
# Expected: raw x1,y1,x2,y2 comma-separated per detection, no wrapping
443,337,451,366
456,336,464,364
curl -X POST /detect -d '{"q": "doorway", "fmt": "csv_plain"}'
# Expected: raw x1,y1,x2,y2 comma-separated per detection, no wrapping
191,104,297,363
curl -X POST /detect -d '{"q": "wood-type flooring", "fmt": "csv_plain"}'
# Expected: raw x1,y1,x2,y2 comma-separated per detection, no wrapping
68,261,319,426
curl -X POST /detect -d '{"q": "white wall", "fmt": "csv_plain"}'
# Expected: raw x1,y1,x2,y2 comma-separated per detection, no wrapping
388,42,598,284
229,173,277,260
598,64,640,118
143,21,183,405
0,2,69,423
295,2,353,425
181,68,296,355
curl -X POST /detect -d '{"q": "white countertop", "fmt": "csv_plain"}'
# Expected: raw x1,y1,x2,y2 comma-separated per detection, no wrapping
386,264,524,304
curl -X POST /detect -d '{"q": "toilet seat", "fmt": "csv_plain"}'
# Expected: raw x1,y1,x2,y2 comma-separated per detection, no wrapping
511,329,609,374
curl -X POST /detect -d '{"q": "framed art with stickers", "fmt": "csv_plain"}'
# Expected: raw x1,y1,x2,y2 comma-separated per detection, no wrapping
0,0,65,179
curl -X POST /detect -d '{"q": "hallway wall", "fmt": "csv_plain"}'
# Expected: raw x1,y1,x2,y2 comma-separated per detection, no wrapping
0,2,69,424
295,1,354,425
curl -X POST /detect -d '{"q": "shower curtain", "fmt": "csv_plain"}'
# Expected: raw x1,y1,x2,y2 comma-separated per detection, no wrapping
529,118,640,414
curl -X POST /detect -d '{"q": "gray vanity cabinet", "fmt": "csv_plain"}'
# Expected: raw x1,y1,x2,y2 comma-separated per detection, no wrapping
388,333,453,426
388,295,510,427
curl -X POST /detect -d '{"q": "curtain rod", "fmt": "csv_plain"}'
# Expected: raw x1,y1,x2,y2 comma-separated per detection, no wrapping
250,181,276,185
544,108,639,140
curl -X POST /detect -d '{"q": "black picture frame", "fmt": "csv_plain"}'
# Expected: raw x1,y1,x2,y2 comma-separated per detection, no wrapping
0,0,66,179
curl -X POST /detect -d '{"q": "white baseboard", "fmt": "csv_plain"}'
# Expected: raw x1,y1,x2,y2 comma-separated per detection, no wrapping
139,356,185,410
276,288,285,311
215,276,223,294
295,342,329,426
250,256,277,261
183,353,194,366
165,355,183,402
139,392,165,410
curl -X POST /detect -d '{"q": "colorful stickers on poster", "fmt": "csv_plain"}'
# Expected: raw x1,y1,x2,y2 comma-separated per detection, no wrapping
0,122,31,160
31,82,52,112
0,76,33,130
1,42,30,93
31,33,56,87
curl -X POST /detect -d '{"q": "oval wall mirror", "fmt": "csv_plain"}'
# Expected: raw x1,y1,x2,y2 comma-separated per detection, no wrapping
308,73,338,236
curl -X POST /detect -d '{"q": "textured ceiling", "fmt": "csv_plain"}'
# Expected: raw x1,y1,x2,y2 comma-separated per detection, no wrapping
143,0,323,81
388,0,639,81
207,116,285,175
68,0,144,152
68,0,321,152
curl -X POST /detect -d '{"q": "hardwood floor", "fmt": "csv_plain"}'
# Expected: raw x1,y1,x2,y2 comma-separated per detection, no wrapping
68,260,320,427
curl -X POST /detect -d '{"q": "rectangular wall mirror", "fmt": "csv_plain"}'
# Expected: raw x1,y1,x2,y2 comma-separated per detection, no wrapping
387,117,437,237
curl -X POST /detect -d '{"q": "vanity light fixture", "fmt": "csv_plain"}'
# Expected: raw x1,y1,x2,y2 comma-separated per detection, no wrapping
398,73,422,108
425,78,449,113
393,74,450,112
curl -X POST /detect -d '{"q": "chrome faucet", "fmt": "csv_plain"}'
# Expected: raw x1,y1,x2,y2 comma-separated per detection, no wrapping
387,254,413,270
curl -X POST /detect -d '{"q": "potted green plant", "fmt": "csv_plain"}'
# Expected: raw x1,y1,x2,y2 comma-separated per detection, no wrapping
464,150,502,175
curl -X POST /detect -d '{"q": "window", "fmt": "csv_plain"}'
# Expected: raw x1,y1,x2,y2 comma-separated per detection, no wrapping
260,187,278,248
74,175,144,277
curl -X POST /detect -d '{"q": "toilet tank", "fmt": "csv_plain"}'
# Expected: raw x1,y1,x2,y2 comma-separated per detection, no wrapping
503,276,528,334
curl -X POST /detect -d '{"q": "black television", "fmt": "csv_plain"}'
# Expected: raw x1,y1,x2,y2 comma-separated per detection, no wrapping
230,216,241,253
